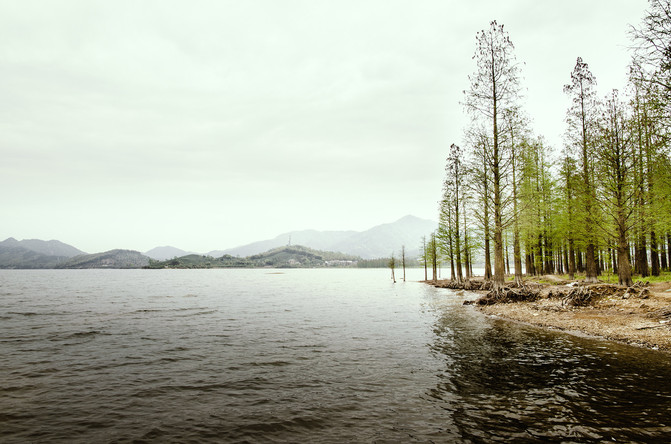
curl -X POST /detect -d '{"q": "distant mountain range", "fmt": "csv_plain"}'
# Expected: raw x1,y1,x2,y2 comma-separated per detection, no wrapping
0,238,150,269
0,215,437,268
0,238,86,269
205,215,436,259
144,246,197,261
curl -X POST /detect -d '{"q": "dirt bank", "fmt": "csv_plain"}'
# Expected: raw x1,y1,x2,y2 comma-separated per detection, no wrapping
430,277,671,352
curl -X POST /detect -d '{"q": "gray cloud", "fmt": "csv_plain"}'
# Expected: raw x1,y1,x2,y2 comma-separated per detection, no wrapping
0,0,647,252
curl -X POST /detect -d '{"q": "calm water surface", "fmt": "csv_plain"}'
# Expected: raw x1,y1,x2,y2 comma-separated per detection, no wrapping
1,269,670,443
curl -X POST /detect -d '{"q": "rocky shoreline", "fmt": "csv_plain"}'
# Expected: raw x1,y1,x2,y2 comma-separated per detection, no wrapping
429,276,671,352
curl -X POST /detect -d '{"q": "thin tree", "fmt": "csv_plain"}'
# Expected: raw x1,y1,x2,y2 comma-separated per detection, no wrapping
429,232,439,283
630,0,671,115
441,143,465,283
401,245,406,282
564,57,600,283
464,20,521,289
503,108,526,284
559,151,578,279
595,90,637,286
389,253,396,283
462,194,473,280
464,127,493,280
421,236,428,281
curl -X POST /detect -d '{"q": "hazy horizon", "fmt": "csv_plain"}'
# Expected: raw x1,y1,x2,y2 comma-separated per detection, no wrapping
3,213,435,256
1,0,646,253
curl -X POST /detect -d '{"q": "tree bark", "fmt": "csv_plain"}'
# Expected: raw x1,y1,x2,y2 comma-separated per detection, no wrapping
568,238,576,279
636,238,649,277
651,231,660,276
617,216,633,286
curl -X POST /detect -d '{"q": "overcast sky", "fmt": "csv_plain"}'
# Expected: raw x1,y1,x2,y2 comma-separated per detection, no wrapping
1,0,647,253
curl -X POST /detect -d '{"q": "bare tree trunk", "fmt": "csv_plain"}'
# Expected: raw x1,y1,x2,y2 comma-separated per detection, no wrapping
525,240,534,276
535,234,543,276
568,238,576,279
484,228,492,280
463,202,471,280
431,235,438,283
585,244,598,283
483,165,492,281
422,236,428,281
651,231,660,276
505,239,511,276
577,250,584,273
544,234,552,274
636,237,649,277
617,218,633,286
449,229,455,281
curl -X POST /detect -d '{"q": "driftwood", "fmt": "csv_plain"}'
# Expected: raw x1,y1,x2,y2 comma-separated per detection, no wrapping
476,285,541,305
561,286,594,307
646,306,671,319
623,281,650,299
434,279,492,291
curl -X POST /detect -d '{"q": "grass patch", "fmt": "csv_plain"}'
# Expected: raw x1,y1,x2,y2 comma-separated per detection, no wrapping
633,271,671,284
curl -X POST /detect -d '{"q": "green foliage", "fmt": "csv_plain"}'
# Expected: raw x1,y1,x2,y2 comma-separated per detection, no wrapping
441,9,671,284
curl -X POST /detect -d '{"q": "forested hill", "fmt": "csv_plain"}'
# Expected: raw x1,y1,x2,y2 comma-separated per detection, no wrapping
57,250,151,269
146,245,361,269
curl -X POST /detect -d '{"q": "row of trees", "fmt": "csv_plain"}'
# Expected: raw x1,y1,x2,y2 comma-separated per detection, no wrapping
432,1,671,288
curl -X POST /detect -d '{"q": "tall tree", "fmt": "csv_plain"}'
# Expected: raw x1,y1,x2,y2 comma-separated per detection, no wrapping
630,3,671,276
595,90,637,286
428,232,439,283
462,193,474,280
440,143,465,283
437,199,456,281
464,21,521,288
420,236,428,281
559,151,579,279
503,108,527,284
631,0,671,117
564,57,600,283
464,128,493,280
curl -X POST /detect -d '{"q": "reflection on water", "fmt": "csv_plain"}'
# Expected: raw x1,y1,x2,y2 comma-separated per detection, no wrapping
1,269,670,443
427,295,671,442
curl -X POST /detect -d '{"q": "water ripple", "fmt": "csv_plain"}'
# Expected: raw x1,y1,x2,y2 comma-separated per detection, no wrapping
1,269,670,443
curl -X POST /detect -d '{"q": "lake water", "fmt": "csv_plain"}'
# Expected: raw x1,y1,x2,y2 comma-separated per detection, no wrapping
1,268,670,443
